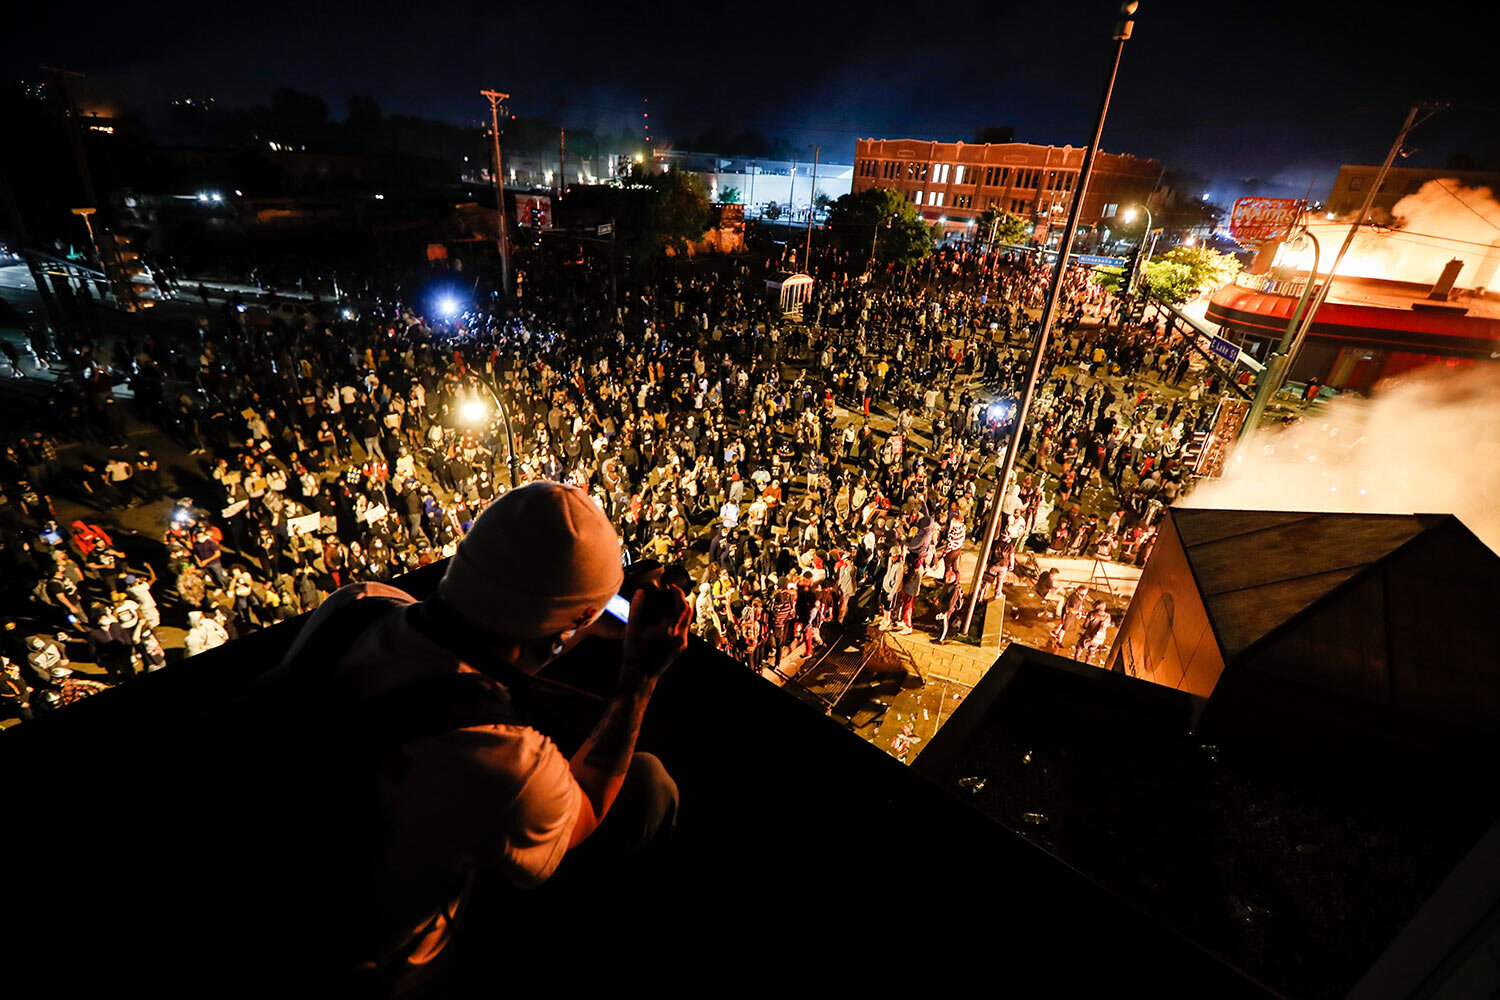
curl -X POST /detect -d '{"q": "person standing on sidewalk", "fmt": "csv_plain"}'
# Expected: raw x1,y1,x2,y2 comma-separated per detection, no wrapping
772,577,797,667
933,578,965,644
895,554,921,634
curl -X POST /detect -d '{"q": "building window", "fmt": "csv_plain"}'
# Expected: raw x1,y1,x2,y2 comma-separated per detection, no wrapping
915,190,924,205
931,192,944,207
953,164,965,185
1103,203,1118,217
1349,177,1364,191
934,163,950,184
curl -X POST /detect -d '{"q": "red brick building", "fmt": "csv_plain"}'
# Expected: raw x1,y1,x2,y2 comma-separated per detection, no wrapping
852,138,1162,241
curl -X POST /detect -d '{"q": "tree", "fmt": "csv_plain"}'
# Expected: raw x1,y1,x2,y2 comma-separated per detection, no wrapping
975,206,1032,247
269,88,329,145
1090,264,1128,296
826,187,936,267
719,186,741,205
345,94,382,128
1140,260,1199,303
1158,245,1240,291
641,169,711,255
1090,245,1240,304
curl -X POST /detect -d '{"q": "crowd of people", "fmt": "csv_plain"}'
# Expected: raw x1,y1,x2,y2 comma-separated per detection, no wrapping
0,237,1231,716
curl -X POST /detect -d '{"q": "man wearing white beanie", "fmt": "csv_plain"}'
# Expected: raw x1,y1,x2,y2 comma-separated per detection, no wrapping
256,481,691,986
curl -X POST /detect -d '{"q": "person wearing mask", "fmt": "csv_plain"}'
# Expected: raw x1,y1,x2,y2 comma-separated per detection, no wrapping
122,571,160,630
183,609,229,658
192,529,228,588
83,606,135,682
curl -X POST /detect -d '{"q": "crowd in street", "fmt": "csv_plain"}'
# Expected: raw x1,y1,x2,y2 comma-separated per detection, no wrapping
0,239,1228,719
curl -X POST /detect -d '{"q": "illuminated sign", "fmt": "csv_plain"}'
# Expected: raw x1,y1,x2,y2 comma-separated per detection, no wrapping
1229,197,1301,247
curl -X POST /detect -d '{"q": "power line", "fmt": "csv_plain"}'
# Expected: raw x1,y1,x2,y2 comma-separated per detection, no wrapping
1433,179,1500,233
1362,224,1500,249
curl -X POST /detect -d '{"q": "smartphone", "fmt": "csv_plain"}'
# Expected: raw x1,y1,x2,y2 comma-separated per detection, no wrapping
604,593,631,623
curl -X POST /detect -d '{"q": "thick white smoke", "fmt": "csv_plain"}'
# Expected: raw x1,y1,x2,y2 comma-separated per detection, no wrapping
1281,180,1500,288
1180,364,1500,554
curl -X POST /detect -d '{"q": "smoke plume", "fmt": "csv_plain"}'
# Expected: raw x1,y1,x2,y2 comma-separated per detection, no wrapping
1180,364,1500,554
1281,180,1500,288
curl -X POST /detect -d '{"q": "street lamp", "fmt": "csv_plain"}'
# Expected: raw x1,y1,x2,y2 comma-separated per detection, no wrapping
70,207,101,266
481,380,521,488
868,212,897,272
1120,203,1155,291
963,0,1140,637
1240,228,1319,438
459,384,521,488
460,398,489,425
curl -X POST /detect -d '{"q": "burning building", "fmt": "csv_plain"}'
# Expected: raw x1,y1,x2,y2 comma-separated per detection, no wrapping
1205,180,1500,393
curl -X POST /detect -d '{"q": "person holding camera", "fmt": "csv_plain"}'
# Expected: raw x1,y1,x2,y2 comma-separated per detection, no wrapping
236,481,691,987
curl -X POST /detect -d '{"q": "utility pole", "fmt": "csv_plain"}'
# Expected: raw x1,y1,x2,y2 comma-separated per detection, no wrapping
480,89,512,299
45,64,137,310
557,128,566,200
1247,103,1443,424
804,145,820,271
786,154,797,264
962,1,1140,637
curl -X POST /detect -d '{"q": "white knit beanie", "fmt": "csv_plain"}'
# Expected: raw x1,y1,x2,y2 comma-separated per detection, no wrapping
439,481,624,639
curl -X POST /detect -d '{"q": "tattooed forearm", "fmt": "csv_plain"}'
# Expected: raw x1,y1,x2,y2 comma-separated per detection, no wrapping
574,679,656,808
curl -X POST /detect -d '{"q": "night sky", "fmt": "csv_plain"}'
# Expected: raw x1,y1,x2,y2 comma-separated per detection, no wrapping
10,0,1497,200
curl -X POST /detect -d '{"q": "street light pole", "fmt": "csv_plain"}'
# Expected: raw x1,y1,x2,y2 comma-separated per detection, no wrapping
46,64,137,310
785,154,798,264
804,145,820,271
480,376,521,488
869,213,894,274
1239,227,1318,439
1123,203,1154,292
962,1,1140,637
481,89,513,301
